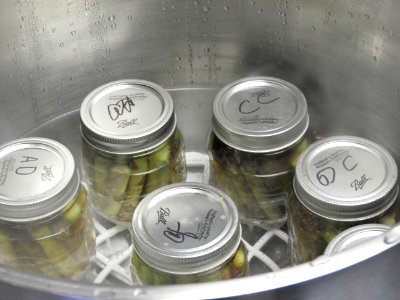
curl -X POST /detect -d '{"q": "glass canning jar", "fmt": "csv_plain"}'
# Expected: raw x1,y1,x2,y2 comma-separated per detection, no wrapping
289,136,399,264
131,183,247,284
209,77,310,230
0,138,95,278
80,79,186,225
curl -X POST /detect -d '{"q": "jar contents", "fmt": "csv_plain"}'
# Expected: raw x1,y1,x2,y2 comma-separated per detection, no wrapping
210,132,310,229
0,138,95,278
81,130,185,223
80,79,186,224
132,242,247,284
131,183,248,284
209,77,310,230
288,136,399,264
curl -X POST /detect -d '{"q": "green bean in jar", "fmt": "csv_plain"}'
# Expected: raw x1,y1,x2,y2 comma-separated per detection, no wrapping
80,79,186,225
288,136,399,264
131,183,248,284
209,77,310,230
0,138,95,278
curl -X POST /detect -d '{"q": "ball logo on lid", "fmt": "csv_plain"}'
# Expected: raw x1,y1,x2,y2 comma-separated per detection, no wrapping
309,147,381,198
154,207,198,244
0,149,61,199
302,139,394,202
90,87,163,134
143,193,225,250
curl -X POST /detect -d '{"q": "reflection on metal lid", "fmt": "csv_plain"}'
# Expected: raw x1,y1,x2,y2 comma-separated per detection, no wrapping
0,137,79,221
294,136,399,221
131,182,241,274
212,76,309,153
324,224,390,255
80,79,176,154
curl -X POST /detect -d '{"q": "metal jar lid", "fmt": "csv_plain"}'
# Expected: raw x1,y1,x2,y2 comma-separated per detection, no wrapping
0,137,80,222
80,79,176,154
131,182,242,275
324,224,390,255
294,136,399,221
212,76,309,153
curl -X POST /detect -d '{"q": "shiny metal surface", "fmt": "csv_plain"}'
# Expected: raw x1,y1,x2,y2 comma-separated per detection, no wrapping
80,79,176,154
0,0,400,299
294,136,399,221
132,182,241,275
0,137,79,221
324,223,390,255
212,76,309,153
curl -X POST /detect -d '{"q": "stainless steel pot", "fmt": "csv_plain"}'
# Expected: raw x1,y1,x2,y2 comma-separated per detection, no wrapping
1,0,400,299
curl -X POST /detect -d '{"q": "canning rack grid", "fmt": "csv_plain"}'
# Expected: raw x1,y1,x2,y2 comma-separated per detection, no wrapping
90,151,290,286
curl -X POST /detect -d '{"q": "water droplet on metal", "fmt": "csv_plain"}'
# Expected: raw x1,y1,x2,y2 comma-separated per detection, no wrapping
71,30,76,35
203,6,209,12
108,15,115,22
59,42,64,47
224,5,230,11
258,8,263,14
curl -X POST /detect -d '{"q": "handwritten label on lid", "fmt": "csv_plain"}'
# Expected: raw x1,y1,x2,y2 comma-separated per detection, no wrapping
145,193,227,250
90,87,163,134
223,84,297,132
305,145,386,199
0,148,62,200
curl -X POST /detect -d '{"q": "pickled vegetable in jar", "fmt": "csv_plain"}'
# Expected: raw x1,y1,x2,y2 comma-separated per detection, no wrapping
0,138,95,278
209,77,310,230
288,136,399,264
131,183,247,284
80,79,186,225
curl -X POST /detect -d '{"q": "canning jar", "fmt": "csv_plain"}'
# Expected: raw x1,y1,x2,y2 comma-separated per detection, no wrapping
324,224,390,255
0,138,95,278
80,79,186,224
289,136,399,264
131,182,247,284
209,77,310,230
